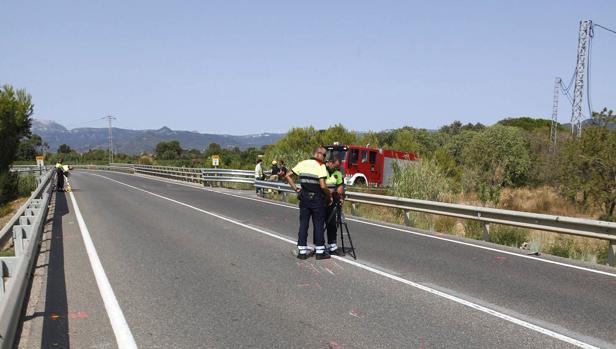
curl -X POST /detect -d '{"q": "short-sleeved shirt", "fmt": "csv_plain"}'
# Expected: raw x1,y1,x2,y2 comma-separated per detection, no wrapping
254,163,264,178
291,158,328,193
326,170,343,191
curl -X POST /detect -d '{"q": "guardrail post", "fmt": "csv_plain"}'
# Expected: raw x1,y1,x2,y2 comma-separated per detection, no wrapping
609,240,615,266
482,223,490,241
403,210,412,226
12,225,32,256
351,203,358,216
0,259,6,296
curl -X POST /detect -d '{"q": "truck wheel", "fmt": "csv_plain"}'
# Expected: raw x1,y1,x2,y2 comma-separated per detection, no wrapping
354,178,366,186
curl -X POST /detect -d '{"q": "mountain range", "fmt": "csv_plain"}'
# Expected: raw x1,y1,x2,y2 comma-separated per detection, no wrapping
32,119,284,154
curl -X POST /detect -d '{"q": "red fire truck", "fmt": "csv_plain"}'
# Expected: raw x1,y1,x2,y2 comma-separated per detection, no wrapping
324,143,419,186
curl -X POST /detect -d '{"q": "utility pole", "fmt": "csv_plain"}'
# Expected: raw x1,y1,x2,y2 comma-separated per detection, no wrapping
550,77,561,151
105,115,116,164
571,20,592,137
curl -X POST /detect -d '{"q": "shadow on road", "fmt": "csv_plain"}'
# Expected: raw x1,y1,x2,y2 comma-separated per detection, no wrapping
41,191,71,348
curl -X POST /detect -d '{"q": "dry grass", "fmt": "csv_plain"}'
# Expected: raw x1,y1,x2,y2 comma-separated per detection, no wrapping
0,247,15,257
0,197,28,227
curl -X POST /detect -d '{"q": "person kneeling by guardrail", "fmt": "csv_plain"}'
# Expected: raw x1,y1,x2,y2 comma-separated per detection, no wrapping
285,147,332,260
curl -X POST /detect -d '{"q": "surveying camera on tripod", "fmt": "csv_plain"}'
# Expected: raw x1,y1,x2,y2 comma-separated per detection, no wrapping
326,200,356,259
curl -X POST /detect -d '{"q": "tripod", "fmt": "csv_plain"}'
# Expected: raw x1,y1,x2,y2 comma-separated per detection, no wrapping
326,202,356,259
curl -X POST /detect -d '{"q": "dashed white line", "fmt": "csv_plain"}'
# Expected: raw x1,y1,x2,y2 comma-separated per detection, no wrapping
90,173,599,349
68,190,138,349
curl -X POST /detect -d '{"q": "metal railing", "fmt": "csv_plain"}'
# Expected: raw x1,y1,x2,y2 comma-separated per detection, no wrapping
0,169,54,349
87,164,616,266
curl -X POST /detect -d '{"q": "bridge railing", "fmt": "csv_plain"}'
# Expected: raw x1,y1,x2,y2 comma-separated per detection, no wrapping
0,170,54,349
87,163,616,266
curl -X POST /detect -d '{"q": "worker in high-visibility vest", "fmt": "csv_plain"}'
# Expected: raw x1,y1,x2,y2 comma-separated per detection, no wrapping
285,146,332,259
55,158,65,192
325,156,345,256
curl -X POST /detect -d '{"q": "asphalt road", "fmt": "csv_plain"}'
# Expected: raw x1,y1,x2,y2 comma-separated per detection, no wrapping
34,170,616,348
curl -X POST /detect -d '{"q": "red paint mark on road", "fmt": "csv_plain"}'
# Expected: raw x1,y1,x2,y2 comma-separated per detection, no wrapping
495,256,506,261
329,340,343,349
349,309,365,319
314,282,321,289
68,311,89,319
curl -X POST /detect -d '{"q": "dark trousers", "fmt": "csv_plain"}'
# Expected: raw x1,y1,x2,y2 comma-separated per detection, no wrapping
325,203,337,245
56,172,64,190
297,194,326,247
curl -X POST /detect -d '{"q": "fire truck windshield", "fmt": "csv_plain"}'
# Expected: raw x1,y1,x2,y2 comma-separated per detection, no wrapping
326,149,347,163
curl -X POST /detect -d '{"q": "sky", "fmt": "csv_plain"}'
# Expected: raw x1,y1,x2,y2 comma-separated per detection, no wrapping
1,0,615,134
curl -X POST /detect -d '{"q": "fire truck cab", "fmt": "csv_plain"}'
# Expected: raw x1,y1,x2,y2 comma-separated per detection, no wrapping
324,143,419,186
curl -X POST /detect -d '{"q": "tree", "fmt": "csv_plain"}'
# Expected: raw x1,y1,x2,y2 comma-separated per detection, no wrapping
557,108,616,220
390,128,436,156
155,140,182,159
0,85,33,171
57,144,73,154
314,124,357,146
16,134,43,161
205,143,222,157
356,131,380,148
461,125,531,196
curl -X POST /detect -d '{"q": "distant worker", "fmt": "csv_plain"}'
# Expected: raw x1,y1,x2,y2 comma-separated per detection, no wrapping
277,160,287,180
55,158,65,192
325,156,345,256
269,160,280,181
254,159,265,195
285,146,332,260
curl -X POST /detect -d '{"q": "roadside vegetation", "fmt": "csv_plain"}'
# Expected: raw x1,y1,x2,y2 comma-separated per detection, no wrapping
0,85,38,220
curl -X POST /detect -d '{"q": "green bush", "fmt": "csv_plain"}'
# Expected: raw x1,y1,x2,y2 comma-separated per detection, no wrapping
546,237,575,258
463,219,483,240
17,174,37,196
389,158,450,201
489,225,529,247
0,171,18,205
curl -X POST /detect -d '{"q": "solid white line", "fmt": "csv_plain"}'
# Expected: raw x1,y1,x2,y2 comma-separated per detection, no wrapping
68,191,138,349
86,171,616,279
90,173,599,349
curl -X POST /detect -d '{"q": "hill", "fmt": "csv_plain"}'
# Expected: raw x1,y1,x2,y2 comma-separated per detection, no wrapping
32,119,283,154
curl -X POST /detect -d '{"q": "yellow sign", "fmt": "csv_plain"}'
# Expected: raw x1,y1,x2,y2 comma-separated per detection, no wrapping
212,155,220,167
35,156,44,168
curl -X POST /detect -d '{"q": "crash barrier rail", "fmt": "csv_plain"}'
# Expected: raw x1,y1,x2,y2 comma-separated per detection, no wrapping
9,165,46,175
71,164,136,174
132,165,259,185
97,164,616,266
0,170,54,349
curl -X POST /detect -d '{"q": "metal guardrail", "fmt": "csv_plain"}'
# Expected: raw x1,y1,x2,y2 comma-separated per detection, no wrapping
97,164,616,266
0,169,54,349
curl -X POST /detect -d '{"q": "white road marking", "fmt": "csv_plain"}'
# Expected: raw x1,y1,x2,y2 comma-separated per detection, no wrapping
68,191,138,349
90,173,599,349
114,171,616,279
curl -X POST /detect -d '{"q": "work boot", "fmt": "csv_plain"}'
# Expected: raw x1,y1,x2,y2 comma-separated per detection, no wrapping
315,251,331,260
297,253,309,260
329,248,344,256
297,246,312,260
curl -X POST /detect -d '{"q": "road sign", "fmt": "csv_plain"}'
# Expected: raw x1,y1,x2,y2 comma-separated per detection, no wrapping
36,155,44,168
212,155,220,167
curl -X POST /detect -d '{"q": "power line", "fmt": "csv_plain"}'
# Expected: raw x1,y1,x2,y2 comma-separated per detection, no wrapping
65,117,107,129
593,23,616,35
